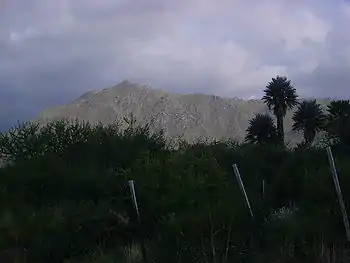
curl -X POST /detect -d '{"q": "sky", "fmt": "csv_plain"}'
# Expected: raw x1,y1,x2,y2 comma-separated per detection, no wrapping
1,0,350,130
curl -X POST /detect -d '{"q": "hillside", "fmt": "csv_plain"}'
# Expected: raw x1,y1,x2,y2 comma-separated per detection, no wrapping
35,80,325,143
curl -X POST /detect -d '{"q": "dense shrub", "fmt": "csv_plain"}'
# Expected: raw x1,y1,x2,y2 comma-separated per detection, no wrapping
0,120,349,262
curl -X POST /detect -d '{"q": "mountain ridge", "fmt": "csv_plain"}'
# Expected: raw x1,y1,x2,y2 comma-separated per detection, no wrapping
35,80,329,144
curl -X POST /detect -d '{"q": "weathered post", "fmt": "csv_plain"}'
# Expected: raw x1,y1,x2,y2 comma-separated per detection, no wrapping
326,147,350,241
232,164,264,261
128,180,148,263
262,179,265,200
232,164,254,219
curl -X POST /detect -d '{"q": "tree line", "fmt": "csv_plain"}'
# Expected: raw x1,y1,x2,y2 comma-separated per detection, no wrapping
0,76,349,262
246,75,350,149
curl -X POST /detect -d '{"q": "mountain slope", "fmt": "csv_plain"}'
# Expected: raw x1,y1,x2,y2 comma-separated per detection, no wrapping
35,80,323,143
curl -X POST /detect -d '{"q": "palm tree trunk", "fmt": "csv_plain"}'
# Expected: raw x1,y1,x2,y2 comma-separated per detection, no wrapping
303,130,310,148
276,113,284,145
304,129,315,148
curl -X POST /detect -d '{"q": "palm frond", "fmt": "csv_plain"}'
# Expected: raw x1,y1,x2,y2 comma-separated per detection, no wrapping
245,114,278,145
292,99,325,146
262,75,298,116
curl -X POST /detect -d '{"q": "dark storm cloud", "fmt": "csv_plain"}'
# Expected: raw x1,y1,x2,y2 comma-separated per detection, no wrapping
1,0,350,129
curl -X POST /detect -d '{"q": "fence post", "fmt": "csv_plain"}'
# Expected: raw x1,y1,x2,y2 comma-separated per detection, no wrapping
232,164,254,220
326,147,350,242
128,180,148,263
262,179,265,200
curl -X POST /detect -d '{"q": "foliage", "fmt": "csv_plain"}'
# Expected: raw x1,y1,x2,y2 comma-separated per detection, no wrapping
324,100,350,146
292,99,326,147
262,75,298,144
245,113,279,145
0,119,350,263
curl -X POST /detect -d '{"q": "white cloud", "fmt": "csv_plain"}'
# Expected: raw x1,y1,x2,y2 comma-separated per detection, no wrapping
298,61,320,74
344,2,350,17
9,27,39,43
0,0,350,104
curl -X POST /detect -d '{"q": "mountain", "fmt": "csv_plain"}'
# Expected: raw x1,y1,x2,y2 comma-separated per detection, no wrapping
35,80,326,144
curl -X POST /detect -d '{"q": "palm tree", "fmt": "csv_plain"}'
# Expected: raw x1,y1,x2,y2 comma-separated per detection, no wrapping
292,100,325,147
325,100,350,145
327,100,350,119
245,113,279,145
262,75,298,144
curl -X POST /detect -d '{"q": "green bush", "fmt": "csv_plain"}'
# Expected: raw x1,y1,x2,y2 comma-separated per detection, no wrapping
0,120,349,262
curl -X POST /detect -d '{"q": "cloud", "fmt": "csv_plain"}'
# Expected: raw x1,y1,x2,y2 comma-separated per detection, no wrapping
1,0,350,128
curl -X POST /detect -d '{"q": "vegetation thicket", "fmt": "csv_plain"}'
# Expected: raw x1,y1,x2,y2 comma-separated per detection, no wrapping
0,75,350,262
